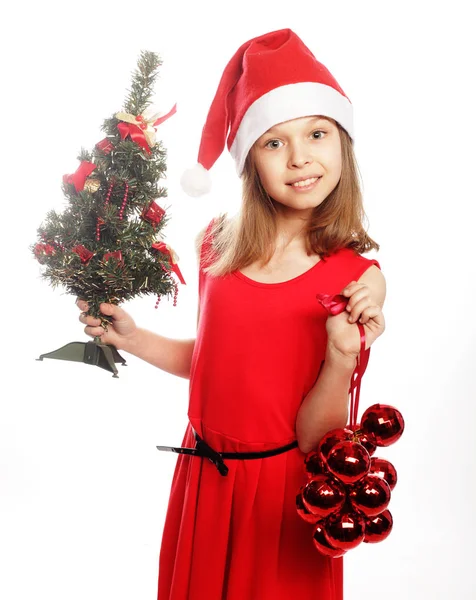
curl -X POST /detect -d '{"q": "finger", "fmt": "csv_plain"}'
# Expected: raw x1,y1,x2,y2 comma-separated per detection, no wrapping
341,281,358,295
347,295,371,320
357,305,382,324
76,298,89,312
344,287,370,311
84,325,106,338
342,281,368,296
99,302,127,320
367,308,385,329
79,312,102,326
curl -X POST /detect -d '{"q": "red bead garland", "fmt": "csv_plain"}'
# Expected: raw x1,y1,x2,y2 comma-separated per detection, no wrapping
118,182,129,220
96,217,105,242
96,181,115,241
104,180,114,207
155,267,179,308
173,281,178,306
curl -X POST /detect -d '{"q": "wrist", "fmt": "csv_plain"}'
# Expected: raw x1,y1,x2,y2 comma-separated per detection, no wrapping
121,327,142,354
325,344,358,372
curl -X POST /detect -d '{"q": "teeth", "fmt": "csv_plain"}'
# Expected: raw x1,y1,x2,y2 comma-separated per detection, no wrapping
291,177,320,187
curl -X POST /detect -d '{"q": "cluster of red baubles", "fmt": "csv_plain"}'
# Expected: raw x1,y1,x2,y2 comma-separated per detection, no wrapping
296,403,404,557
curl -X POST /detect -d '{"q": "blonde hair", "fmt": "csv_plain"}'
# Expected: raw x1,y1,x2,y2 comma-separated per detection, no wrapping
196,118,379,277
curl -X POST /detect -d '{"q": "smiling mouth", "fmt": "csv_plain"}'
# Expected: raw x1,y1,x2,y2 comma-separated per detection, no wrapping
287,176,322,188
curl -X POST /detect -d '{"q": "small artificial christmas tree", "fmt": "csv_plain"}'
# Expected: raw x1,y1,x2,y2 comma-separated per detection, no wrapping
31,50,183,377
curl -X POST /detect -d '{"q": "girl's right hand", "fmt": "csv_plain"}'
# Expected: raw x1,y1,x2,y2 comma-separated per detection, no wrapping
76,298,138,350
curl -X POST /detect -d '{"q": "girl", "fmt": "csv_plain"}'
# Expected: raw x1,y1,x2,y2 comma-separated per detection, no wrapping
77,28,386,600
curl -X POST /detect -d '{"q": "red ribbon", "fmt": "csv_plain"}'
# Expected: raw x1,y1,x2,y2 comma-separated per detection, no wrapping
151,242,186,285
63,161,97,193
116,103,177,154
152,103,177,127
316,292,370,430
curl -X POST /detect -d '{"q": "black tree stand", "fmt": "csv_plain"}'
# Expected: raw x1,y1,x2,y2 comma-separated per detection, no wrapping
36,336,127,378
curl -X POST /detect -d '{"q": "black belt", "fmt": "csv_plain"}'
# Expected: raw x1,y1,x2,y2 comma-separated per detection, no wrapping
156,430,299,477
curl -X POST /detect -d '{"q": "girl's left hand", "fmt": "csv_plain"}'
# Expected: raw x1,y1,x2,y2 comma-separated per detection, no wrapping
325,281,386,359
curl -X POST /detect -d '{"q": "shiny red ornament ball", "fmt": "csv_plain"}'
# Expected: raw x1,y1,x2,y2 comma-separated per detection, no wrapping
326,441,371,484
296,487,321,524
323,509,366,551
360,404,405,447
302,474,346,518
351,424,377,456
304,451,326,478
348,473,391,517
363,509,393,543
312,521,347,558
317,428,353,464
369,457,398,491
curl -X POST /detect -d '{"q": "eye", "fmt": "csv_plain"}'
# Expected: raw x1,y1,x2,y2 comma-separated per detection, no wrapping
264,129,326,149
264,139,283,150
312,129,326,139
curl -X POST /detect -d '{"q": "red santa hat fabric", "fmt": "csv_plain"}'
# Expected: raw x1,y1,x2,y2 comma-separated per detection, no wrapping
180,28,353,197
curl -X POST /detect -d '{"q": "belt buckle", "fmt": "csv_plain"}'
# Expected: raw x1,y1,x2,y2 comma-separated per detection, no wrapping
196,438,229,476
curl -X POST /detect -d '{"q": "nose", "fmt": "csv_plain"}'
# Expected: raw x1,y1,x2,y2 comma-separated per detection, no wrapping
287,141,313,169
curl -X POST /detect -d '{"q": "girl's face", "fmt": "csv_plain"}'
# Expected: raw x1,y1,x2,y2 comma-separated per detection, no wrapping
251,115,342,217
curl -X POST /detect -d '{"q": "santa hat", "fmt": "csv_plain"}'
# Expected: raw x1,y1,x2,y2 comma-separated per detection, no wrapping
180,28,353,197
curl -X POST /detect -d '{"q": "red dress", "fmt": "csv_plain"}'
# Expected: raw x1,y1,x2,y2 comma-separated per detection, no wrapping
157,218,381,600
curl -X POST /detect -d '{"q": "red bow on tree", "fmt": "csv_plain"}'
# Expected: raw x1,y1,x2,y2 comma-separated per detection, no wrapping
151,242,186,284
116,103,177,155
63,161,97,193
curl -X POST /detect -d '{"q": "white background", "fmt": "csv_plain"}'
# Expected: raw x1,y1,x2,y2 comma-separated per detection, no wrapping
1,1,475,598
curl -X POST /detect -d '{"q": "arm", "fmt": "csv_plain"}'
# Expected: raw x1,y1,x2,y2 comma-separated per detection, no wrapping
123,330,196,379
296,265,386,453
296,349,356,453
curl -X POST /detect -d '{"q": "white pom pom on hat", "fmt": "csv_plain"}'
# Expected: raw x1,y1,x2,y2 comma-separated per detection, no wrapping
180,28,354,198
180,163,212,198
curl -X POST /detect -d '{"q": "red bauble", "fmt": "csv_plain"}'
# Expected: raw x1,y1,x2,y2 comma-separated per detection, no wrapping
312,521,347,558
326,441,371,484
369,457,398,491
317,428,353,464
296,487,320,524
302,474,346,518
304,450,326,478
348,473,391,517
323,509,366,551
363,509,393,543
360,404,405,447
351,423,377,456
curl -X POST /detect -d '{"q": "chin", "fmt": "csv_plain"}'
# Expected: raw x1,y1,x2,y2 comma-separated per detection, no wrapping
273,194,325,211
